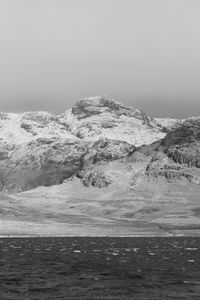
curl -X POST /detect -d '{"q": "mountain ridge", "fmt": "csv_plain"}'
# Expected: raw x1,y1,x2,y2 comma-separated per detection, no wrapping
0,95,199,193
0,95,176,147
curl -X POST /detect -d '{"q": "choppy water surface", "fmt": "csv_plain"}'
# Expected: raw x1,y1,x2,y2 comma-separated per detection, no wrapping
0,237,199,299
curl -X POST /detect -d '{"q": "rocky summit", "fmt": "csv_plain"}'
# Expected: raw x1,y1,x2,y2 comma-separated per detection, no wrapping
59,95,166,145
0,95,200,236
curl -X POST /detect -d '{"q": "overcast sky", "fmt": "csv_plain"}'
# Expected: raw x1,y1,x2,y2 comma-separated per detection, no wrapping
0,0,200,117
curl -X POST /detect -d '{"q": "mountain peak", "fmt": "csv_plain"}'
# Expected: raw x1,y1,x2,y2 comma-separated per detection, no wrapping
59,95,166,145
71,94,132,119
71,95,154,125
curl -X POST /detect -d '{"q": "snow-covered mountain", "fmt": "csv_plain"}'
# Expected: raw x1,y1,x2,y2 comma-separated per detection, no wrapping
0,95,188,193
1,96,200,236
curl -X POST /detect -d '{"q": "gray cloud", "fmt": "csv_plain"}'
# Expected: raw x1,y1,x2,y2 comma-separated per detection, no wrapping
0,0,200,117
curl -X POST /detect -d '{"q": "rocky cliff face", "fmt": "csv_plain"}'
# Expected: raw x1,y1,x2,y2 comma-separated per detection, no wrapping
161,117,200,146
141,118,200,184
161,118,200,167
145,152,200,184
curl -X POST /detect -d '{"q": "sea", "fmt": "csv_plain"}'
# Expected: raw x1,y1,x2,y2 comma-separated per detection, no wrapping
0,237,199,300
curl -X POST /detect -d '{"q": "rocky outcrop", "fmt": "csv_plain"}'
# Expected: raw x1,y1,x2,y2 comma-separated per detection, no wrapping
144,119,200,184
71,95,153,122
161,117,200,147
160,118,200,168
145,152,200,183
167,147,200,168
82,139,135,165
78,168,112,188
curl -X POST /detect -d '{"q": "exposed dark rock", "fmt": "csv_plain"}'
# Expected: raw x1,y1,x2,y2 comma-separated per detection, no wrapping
71,95,133,119
161,118,200,147
159,118,200,168
78,168,112,188
20,123,37,135
167,147,200,168
145,146,200,184
0,150,9,160
82,139,135,165
36,138,55,144
71,95,154,125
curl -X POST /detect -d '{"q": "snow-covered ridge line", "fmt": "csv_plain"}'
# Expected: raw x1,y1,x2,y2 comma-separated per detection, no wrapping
0,95,192,148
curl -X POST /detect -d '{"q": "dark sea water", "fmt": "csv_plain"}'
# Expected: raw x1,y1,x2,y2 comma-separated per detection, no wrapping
0,237,200,300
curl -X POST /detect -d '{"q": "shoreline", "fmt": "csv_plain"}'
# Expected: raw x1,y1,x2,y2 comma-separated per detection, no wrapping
0,234,199,238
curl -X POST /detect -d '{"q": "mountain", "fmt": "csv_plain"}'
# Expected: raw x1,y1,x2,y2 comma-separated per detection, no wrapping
0,95,165,193
0,95,200,236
